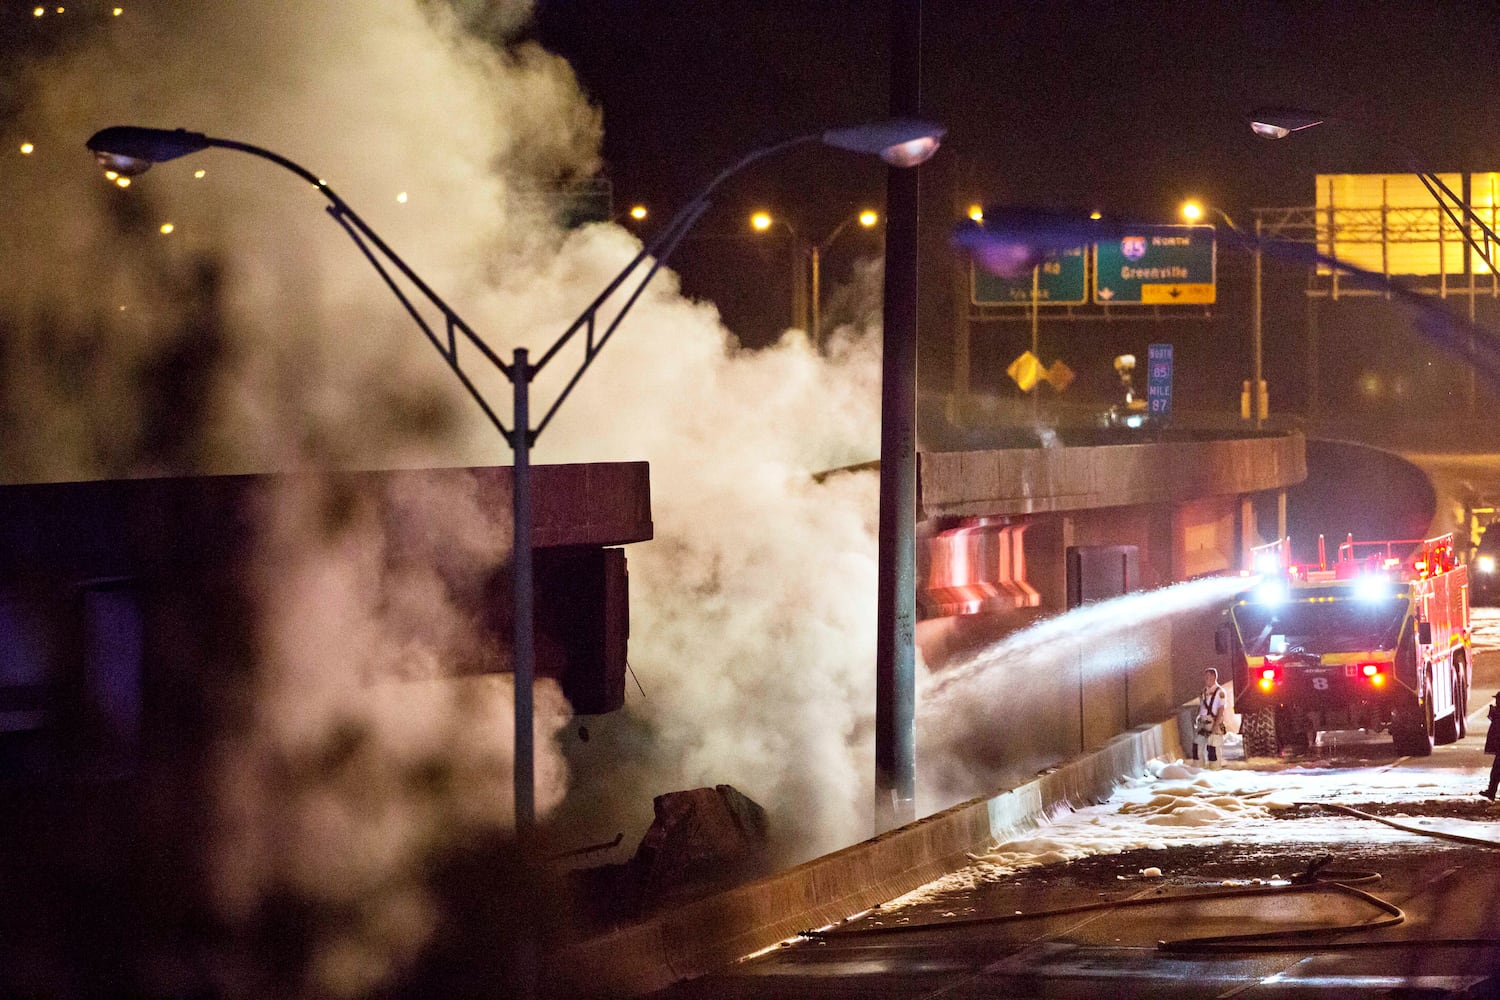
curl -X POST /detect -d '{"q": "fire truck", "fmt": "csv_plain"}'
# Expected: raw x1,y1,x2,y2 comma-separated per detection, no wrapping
1218,533,1471,758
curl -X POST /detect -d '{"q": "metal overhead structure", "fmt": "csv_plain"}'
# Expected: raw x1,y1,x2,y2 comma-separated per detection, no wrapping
1254,172,1500,422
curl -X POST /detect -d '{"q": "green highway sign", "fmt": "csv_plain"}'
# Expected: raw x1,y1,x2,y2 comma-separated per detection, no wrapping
1093,225,1216,305
972,246,1087,306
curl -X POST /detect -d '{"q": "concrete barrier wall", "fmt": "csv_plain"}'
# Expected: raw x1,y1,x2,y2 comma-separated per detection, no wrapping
920,432,1306,520
545,716,1187,999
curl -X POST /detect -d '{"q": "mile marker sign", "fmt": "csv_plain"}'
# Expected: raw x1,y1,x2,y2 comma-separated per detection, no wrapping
1093,225,1215,305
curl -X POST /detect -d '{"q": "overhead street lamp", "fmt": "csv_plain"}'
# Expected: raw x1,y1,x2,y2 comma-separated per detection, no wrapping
751,207,881,346
1248,107,1500,274
85,118,945,846
1249,106,1500,416
1181,199,1267,427
748,210,809,331
811,209,880,347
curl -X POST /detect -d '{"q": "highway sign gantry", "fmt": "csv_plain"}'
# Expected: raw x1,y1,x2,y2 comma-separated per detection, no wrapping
972,246,1087,306
1093,225,1215,305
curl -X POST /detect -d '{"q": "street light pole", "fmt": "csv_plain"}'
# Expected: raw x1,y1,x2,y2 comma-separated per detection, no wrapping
87,118,945,844
875,0,923,833
1253,216,1264,429
811,210,879,347
1184,200,1264,427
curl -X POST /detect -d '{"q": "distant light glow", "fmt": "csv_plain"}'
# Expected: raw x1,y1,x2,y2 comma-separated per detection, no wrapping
19,142,34,155
396,191,408,204
750,211,773,232
967,204,983,222
193,169,206,179
1354,575,1389,602
159,223,174,234
1182,200,1204,222
1253,552,1281,576
1478,555,1496,574
629,204,647,220
114,176,131,188
1253,581,1286,605
858,209,878,228
113,6,122,14
32,7,43,16
103,170,119,180
1089,210,1103,220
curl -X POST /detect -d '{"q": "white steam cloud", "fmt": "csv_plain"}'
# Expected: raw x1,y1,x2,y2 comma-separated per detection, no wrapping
3,0,890,988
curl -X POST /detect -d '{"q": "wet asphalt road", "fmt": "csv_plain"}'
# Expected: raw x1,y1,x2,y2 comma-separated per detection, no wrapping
656,615,1500,998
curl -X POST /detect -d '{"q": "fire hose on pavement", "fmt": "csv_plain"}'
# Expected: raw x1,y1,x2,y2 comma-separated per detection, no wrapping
798,800,1500,955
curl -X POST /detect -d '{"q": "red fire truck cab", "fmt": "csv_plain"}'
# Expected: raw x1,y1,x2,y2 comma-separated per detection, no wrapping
1218,533,1472,757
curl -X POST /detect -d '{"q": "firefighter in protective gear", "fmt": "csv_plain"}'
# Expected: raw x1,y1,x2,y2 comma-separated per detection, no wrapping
1192,667,1228,769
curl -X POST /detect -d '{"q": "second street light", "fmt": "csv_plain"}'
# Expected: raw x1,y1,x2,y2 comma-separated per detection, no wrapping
752,207,880,346
1181,198,1266,427
749,209,809,332
811,209,879,347
86,117,945,846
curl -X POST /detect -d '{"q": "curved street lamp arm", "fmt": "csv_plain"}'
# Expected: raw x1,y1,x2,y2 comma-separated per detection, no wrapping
201,136,516,384
530,133,819,379
818,214,860,253
324,209,513,440
531,199,712,440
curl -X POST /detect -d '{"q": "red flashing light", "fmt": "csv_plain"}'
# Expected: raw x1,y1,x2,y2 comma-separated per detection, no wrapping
1258,664,1279,692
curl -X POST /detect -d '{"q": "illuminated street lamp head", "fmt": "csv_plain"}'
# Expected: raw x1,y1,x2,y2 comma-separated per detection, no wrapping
1247,107,1325,140
85,125,211,177
967,204,984,222
820,119,946,167
629,204,647,221
750,211,773,232
1181,199,1204,222
858,209,878,228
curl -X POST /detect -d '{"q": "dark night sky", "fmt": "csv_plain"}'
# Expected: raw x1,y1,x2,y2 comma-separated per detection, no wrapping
534,1,1500,417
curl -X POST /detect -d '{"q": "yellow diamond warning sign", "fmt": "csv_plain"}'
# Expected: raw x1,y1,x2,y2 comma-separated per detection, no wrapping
1009,352,1075,393
1008,351,1041,392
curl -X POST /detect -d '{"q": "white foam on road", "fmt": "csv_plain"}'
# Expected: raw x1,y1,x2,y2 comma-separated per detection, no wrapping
883,757,1500,906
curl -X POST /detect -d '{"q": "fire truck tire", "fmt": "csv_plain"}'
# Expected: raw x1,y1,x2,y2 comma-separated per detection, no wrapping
1454,658,1469,740
1434,707,1458,745
1241,707,1280,758
1392,683,1435,757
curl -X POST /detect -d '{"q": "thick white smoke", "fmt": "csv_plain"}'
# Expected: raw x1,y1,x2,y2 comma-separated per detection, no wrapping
4,0,888,988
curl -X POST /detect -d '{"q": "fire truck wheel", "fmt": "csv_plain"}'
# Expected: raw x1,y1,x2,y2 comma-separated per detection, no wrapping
1241,707,1280,758
1392,683,1435,757
1454,660,1469,740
